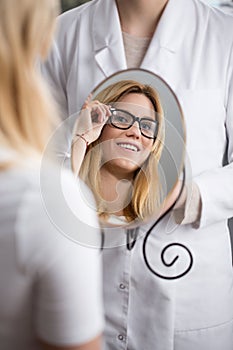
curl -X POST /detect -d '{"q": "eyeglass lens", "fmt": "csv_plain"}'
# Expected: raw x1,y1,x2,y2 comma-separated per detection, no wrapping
110,109,157,139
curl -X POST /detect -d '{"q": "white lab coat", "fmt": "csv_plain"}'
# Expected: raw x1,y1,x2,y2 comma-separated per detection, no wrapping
42,0,233,349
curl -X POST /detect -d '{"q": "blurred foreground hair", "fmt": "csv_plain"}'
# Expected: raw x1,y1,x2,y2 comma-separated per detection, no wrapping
0,0,59,163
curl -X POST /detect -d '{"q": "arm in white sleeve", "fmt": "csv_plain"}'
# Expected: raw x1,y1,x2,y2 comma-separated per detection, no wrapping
16,171,104,347
193,43,233,229
35,241,104,347
41,38,68,120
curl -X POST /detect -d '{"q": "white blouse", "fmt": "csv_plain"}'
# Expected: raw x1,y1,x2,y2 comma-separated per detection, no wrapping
0,158,104,349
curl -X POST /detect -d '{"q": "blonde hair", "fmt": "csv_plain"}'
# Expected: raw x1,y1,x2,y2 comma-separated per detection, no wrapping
0,0,59,165
80,80,165,222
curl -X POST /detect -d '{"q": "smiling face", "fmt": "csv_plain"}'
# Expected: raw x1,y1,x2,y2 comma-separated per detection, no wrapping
98,93,156,178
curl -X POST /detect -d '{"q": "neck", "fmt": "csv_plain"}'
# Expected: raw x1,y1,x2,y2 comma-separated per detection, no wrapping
116,0,169,37
99,167,134,216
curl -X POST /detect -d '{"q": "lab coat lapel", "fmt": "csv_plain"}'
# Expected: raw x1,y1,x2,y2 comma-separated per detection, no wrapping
93,0,127,77
141,0,193,89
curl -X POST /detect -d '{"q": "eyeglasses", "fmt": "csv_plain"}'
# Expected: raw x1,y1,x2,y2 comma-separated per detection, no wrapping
109,107,158,139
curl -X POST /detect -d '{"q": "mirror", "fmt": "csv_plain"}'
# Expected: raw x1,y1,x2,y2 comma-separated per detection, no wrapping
40,69,186,247
78,69,186,229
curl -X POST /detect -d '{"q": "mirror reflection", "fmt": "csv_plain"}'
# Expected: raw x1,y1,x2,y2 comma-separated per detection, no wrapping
71,69,186,228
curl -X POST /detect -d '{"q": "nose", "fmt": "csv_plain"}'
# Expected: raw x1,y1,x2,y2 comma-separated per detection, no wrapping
125,120,141,138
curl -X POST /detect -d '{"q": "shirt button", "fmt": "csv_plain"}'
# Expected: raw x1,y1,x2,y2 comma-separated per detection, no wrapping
118,334,124,341
119,283,126,290
64,152,71,158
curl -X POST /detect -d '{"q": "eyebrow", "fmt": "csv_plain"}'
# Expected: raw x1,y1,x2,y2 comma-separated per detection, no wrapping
110,107,156,120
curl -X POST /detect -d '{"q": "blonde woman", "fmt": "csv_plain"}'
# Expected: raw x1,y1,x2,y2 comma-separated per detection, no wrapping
0,1,103,350
43,0,233,348
72,80,167,225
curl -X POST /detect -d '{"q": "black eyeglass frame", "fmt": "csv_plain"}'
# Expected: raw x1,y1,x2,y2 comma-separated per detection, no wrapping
108,107,159,140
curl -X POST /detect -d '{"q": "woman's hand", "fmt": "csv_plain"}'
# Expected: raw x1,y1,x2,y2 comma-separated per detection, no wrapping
71,96,111,177
73,96,111,146
160,180,186,216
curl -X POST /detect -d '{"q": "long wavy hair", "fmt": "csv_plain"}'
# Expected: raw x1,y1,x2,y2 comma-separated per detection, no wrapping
79,80,165,222
0,0,59,167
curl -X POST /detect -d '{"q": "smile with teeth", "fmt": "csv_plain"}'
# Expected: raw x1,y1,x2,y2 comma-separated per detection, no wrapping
117,143,139,152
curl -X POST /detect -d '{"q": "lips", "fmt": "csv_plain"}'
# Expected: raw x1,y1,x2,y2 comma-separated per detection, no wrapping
117,142,140,152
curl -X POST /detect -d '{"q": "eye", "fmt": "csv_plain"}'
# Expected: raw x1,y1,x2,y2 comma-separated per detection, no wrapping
115,115,128,123
141,121,153,131
112,111,130,124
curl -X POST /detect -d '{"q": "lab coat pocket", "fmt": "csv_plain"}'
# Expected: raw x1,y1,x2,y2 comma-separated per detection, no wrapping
174,318,233,350
174,223,233,332
176,89,225,175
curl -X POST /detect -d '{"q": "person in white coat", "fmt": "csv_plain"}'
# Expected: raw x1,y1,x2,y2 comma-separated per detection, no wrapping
0,1,104,349
41,0,233,349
